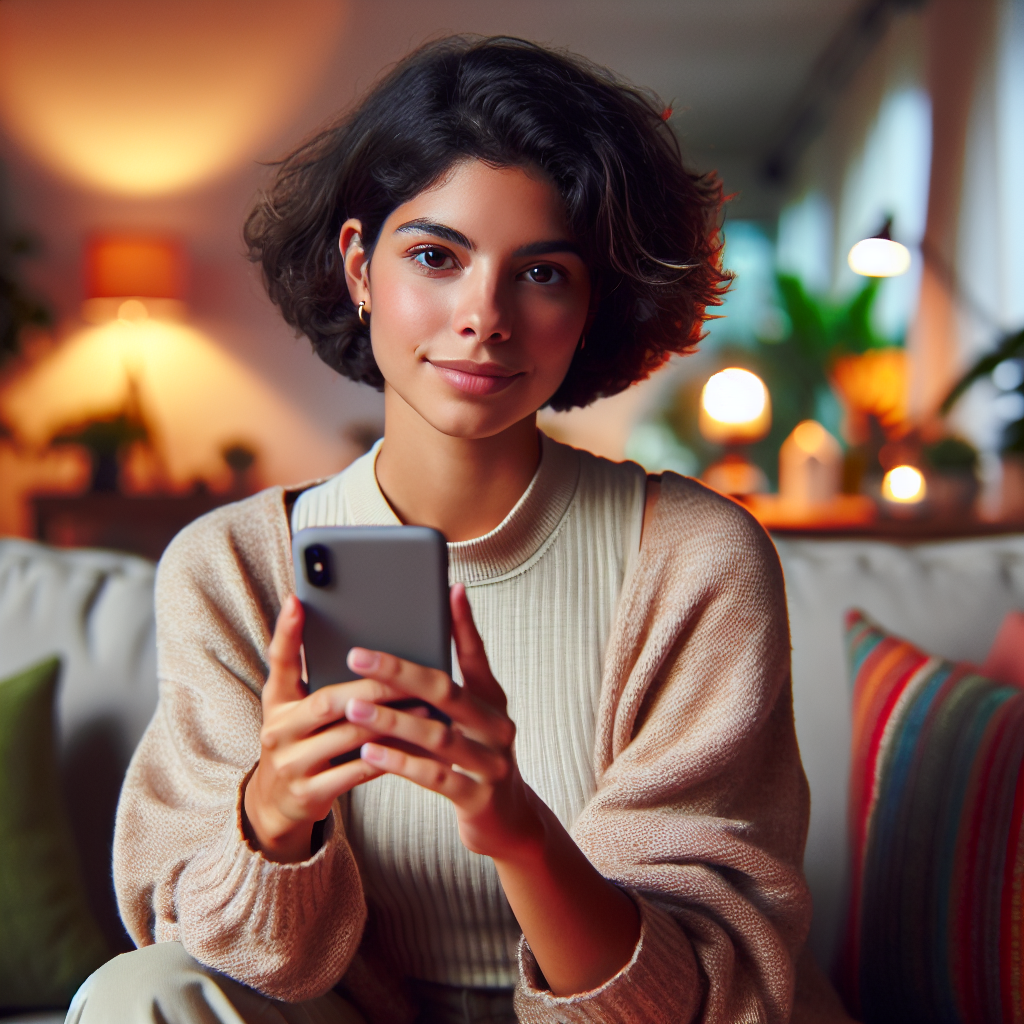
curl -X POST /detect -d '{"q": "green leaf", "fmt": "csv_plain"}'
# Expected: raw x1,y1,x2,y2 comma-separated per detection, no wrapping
940,328,1024,414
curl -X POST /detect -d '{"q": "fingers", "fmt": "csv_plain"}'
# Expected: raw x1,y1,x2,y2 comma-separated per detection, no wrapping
263,756,385,827
345,697,509,782
347,646,512,746
450,584,507,710
292,758,385,812
260,677,405,751
265,717,379,777
360,742,480,804
263,595,306,710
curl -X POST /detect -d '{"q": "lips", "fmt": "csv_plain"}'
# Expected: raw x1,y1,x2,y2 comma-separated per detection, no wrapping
429,360,523,396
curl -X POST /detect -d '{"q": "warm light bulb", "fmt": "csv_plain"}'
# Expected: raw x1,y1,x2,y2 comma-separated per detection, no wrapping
848,237,911,277
882,465,926,503
698,368,771,445
702,368,767,424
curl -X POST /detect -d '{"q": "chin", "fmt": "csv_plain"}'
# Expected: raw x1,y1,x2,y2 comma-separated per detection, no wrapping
428,409,526,441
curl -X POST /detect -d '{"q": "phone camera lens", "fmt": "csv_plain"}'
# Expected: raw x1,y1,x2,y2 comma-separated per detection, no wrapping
304,544,332,587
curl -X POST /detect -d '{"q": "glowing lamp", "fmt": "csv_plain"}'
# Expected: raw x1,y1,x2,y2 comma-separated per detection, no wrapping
698,368,771,497
848,218,910,278
699,368,771,445
779,420,842,506
882,465,926,503
848,238,911,277
85,235,185,300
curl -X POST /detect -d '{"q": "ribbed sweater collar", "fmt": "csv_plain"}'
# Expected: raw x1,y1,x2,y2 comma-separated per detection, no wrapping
343,433,580,584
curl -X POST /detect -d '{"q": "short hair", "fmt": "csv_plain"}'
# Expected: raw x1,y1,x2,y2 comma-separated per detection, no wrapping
244,35,729,410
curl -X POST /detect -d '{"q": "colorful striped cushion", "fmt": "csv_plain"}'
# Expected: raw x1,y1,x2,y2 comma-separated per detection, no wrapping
840,610,1024,1024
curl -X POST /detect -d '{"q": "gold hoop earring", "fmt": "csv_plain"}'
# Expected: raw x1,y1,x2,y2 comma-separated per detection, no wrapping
357,301,370,326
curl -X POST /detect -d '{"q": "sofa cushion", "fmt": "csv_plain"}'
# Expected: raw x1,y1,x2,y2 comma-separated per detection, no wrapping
839,610,1024,1024
0,657,111,1011
0,540,158,952
775,534,1024,968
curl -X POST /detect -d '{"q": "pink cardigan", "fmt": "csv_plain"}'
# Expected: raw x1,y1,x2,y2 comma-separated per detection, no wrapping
112,472,852,1023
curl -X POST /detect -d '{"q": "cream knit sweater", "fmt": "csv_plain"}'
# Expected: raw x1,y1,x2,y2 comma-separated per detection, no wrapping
112,450,848,1024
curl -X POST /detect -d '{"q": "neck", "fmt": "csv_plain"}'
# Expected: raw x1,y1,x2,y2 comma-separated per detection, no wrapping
374,388,542,543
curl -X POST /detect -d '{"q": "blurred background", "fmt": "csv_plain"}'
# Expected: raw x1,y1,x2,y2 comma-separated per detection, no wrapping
1,0,1021,555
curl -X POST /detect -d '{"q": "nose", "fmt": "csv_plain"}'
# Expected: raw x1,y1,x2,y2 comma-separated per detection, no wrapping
451,262,512,345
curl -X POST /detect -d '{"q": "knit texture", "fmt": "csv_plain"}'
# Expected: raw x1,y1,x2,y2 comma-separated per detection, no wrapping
292,436,645,986
113,452,831,1023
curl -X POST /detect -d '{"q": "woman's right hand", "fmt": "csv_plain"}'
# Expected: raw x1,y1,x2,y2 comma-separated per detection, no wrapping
242,595,403,863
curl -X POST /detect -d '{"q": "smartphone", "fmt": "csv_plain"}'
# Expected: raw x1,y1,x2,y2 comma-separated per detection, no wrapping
291,525,452,762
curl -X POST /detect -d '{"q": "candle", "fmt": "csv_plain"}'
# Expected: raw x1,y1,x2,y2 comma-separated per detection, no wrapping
779,420,842,506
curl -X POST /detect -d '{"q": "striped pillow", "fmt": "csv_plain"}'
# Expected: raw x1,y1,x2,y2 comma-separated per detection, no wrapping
840,610,1024,1024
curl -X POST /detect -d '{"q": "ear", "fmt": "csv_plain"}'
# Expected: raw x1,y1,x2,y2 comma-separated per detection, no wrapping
339,218,371,310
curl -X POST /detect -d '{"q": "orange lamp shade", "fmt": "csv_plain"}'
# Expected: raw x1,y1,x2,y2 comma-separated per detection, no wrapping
85,235,186,299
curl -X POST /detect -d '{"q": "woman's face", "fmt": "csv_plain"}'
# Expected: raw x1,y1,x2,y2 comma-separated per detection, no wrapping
341,159,591,440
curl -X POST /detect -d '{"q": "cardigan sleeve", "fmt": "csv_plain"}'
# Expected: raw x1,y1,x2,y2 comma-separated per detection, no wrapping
112,490,368,1002
514,474,815,1024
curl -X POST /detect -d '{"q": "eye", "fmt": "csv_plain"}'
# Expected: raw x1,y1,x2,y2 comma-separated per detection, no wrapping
523,264,562,284
412,248,456,271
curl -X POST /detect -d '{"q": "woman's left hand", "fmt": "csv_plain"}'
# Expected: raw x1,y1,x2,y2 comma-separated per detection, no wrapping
343,582,545,860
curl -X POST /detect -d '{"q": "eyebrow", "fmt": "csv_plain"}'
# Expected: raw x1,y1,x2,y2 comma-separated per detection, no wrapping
393,219,583,260
394,220,473,249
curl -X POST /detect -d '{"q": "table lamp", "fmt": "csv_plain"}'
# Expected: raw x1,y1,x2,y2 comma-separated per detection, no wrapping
699,368,771,496
82,234,186,325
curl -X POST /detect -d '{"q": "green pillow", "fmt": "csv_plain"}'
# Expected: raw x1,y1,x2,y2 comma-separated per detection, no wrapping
0,656,112,1011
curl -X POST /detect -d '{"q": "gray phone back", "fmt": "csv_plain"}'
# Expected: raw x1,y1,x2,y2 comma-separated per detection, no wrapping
292,526,450,691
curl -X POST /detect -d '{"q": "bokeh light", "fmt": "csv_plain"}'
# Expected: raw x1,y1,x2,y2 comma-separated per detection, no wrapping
701,368,768,424
882,465,926,503
847,237,911,277
699,368,772,447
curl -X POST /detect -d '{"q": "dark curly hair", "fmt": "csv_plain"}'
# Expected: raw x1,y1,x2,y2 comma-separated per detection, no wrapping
245,35,730,411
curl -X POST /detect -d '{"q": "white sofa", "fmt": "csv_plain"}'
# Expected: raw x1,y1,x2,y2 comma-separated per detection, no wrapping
2,529,1023,1022
0,540,157,1024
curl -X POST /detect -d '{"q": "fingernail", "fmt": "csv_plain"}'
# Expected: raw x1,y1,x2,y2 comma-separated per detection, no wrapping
361,742,386,764
346,698,374,722
347,648,380,672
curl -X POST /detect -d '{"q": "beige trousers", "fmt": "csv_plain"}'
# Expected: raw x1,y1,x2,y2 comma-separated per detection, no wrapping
64,942,365,1024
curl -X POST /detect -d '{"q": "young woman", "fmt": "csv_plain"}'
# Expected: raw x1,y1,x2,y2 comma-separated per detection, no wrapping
70,36,844,1024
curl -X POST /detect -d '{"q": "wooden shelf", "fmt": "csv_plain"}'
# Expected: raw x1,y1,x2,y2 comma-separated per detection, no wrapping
32,491,243,562
741,493,1024,541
